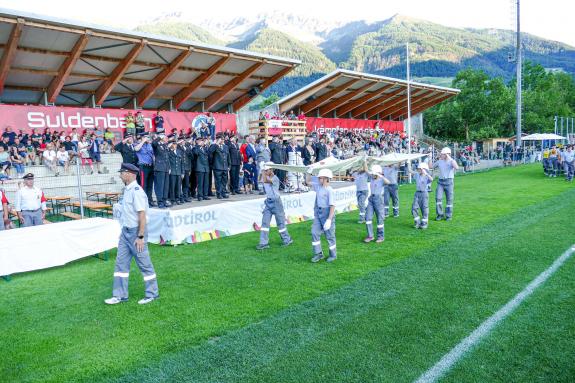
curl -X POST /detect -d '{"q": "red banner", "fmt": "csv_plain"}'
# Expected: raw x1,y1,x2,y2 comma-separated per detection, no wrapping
305,118,404,135
0,104,237,136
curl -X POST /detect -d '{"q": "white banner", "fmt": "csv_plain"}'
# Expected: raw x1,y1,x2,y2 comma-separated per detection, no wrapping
0,218,121,276
267,119,283,128
142,185,357,245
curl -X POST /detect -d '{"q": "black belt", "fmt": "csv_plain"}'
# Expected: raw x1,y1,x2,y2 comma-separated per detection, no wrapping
139,163,153,167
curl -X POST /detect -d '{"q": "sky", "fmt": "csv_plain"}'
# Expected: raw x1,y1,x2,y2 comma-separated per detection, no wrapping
0,0,573,46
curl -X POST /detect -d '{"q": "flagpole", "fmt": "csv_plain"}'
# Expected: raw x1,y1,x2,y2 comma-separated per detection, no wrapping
406,42,412,183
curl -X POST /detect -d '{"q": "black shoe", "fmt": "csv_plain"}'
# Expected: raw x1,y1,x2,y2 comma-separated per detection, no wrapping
159,204,167,209
235,190,243,194
149,201,157,207
184,198,192,203
231,191,236,195
203,197,211,201
217,195,223,200
223,194,230,199
208,193,215,197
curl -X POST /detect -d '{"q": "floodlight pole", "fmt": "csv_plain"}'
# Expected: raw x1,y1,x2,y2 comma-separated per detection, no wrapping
406,43,412,183
515,0,522,148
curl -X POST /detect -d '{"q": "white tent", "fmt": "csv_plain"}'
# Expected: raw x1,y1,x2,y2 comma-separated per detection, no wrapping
522,133,566,141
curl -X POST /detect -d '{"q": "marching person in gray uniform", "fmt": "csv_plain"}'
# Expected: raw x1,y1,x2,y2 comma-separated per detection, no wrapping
15,173,47,227
410,162,433,229
433,147,459,221
256,162,293,250
364,164,390,243
561,145,575,181
383,164,400,218
351,168,369,223
105,163,159,305
306,169,337,263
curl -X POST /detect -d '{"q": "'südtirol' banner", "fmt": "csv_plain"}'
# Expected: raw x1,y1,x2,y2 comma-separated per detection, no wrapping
305,118,404,135
0,104,237,135
129,185,357,245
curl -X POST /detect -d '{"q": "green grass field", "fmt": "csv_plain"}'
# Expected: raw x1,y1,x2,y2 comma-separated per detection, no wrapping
1,164,574,383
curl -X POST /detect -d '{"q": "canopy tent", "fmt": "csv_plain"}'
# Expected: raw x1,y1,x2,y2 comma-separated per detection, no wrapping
521,133,567,141
276,69,459,120
0,8,299,112
268,152,428,176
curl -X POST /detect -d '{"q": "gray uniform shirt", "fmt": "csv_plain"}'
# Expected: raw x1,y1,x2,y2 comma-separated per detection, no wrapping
119,180,148,228
434,159,456,179
369,176,385,196
414,172,431,192
352,172,369,191
313,183,335,208
562,150,575,163
383,166,399,184
263,175,281,199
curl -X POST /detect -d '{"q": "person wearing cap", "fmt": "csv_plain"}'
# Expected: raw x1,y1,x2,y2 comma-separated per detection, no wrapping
168,139,184,205
0,188,9,230
409,162,433,229
383,164,400,218
15,173,47,227
256,162,293,250
351,167,369,223
364,164,391,243
433,147,459,221
180,137,194,203
209,135,230,199
105,163,159,305
227,135,243,195
152,134,171,208
134,134,155,207
193,137,210,201
306,168,337,263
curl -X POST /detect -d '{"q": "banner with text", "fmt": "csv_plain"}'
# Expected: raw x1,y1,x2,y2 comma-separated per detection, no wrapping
139,186,357,245
305,118,404,135
0,104,237,137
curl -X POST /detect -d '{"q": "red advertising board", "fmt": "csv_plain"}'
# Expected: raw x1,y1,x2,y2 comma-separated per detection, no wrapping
0,104,237,135
305,118,404,135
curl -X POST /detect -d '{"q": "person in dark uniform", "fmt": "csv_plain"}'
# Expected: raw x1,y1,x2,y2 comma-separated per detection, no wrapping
114,135,138,166
187,137,197,199
193,137,210,201
152,134,171,209
209,134,230,199
269,136,287,190
314,136,328,162
105,163,159,305
227,135,242,195
180,137,193,203
168,138,183,205
134,133,155,207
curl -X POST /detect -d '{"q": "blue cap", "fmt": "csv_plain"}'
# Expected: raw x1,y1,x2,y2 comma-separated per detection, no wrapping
118,163,139,174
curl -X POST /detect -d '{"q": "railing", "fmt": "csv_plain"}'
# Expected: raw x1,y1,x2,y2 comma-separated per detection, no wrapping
248,119,307,142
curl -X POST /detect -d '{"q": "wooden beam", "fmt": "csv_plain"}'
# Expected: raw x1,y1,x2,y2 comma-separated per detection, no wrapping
375,90,435,120
94,40,146,105
47,32,91,103
232,65,294,112
204,61,264,111
318,82,375,117
0,19,23,93
383,90,436,119
279,74,343,113
351,87,405,118
300,79,359,114
134,48,191,107
335,84,395,116
173,55,231,109
395,93,453,119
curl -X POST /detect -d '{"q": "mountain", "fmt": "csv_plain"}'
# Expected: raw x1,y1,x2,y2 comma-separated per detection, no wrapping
133,13,575,97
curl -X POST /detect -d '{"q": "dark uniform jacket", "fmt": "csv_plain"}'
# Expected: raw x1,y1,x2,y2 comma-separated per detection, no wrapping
114,142,138,165
209,143,229,171
315,142,328,162
193,145,209,173
151,140,170,172
269,142,285,164
182,143,194,172
168,148,183,176
227,141,242,166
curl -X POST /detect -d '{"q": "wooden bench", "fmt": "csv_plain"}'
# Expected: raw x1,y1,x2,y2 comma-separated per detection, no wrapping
61,211,82,220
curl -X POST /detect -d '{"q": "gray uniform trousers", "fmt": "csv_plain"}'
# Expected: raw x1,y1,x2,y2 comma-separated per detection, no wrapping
550,158,558,176
0,216,4,230
384,184,399,217
366,194,385,240
412,191,429,227
259,197,292,246
22,209,43,227
311,206,336,258
563,161,574,181
113,227,159,299
436,178,454,218
356,190,368,222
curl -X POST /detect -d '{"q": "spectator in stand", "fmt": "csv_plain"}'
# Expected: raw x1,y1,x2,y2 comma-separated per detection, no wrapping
287,110,297,120
207,112,216,142
43,128,53,143
17,129,29,146
13,137,28,164
0,145,11,175
198,121,209,139
297,111,306,120
0,136,9,150
15,173,47,227
42,143,59,176
78,136,94,175
154,111,165,134
2,126,17,145
70,128,79,151
62,136,76,162
89,133,103,174
125,111,136,137
56,145,70,174
135,111,145,136
104,128,115,153
9,144,25,178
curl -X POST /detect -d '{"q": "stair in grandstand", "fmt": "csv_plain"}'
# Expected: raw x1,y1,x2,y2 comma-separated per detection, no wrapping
419,134,448,150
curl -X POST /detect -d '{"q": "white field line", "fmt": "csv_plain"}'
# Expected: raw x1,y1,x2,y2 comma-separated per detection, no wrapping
414,244,575,383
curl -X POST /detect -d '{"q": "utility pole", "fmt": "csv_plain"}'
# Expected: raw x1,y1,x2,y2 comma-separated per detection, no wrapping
406,43,412,182
515,0,522,147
